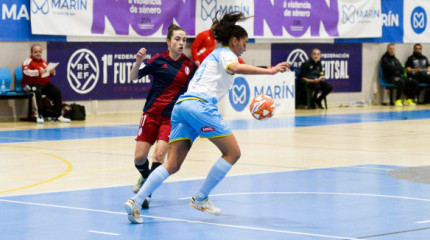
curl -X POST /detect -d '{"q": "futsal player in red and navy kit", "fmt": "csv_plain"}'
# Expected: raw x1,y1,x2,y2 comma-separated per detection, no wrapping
128,23,197,209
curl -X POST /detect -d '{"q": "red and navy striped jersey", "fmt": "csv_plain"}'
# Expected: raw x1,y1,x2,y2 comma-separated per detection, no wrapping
139,51,197,117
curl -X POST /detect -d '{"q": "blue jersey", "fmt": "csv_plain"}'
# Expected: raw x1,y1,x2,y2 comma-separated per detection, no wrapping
138,51,197,117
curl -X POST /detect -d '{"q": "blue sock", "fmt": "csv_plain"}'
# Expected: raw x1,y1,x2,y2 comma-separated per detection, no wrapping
195,157,232,201
134,165,169,206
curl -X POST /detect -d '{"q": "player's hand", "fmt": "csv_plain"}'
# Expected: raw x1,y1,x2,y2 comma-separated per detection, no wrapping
195,60,201,67
136,48,147,62
270,62,290,74
49,69,56,75
319,76,326,81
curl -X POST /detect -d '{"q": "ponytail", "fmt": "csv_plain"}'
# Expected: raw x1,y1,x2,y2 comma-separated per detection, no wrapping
212,11,248,46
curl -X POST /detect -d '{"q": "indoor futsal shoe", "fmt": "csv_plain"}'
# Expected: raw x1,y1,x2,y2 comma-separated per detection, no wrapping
142,197,150,209
189,195,222,216
124,198,143,224
132,177,146,193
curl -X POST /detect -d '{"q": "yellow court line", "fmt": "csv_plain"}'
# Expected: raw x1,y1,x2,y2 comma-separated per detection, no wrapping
0,145,73,194
0,167,133,180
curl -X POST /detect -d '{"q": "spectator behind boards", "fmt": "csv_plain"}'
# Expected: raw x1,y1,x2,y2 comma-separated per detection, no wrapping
22,44,71,124
381,43,419,107
298,48,333,109
191,22,217,67
405,43,430,84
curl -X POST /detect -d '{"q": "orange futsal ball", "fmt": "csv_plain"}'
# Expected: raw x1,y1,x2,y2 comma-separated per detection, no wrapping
249,95,276,120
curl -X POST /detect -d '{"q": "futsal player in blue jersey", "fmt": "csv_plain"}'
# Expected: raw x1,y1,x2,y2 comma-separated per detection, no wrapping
124,12,289,223
128,23,197,209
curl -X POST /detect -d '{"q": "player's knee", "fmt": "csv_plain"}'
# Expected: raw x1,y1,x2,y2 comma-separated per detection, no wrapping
152,152,166,164
226,150,241,164
134,152,148,165
164,162,180,174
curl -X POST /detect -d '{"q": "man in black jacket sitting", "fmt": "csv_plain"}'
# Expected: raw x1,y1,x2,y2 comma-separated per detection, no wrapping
298,48,333,109
381,43,419,106
405,43,430,84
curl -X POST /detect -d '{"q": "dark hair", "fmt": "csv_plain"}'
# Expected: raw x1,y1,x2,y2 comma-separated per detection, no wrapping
212,11,248,46
414,43,422,49
31,44,42,53
311,48,321,54
167,23,186,40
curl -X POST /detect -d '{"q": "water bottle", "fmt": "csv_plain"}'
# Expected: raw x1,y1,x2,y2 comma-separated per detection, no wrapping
0,80,5,92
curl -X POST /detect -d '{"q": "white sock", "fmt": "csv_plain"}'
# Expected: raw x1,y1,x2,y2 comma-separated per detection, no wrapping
134,165,169,206
195,157,232,201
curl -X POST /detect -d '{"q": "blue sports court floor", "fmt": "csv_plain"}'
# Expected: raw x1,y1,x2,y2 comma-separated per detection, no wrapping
1,109,430,239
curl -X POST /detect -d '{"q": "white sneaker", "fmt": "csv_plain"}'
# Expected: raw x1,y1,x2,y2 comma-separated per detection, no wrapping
124,198,143,224
57,115,71,123
132,177,151,209
36,116,44,124
189,195,222,216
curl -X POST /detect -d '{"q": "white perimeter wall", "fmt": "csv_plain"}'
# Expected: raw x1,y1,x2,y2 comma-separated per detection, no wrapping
0,41,426,120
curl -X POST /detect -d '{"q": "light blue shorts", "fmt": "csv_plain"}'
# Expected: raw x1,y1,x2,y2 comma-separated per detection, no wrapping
169,98,232,143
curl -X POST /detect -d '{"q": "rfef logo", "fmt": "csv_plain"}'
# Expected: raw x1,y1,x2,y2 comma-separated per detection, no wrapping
286,49,309,69
411,6,426,34
67,49,99,94
229,77,250,112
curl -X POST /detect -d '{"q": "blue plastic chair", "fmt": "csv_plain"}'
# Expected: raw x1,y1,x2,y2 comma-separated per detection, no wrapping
0,67,13,92
15,66,24,92
417,82,430,104
379,65,397,105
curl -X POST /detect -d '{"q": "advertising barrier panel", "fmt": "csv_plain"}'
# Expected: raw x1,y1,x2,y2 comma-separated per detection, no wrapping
403,0,430,43
219,72,295,119
0,0,65,41
48,42,167,101
336,0,403,43
271,43,362,93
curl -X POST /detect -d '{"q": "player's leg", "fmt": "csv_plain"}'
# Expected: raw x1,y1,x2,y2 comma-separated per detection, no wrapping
125,104,196,223
183,100,238,215
190,135,240,216
133,113,159,193
133,141,152,193
124,140,191,223
140,139,168,209
151,118,171,172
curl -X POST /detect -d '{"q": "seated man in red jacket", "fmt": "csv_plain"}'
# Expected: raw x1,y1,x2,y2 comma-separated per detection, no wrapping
22,44,71,123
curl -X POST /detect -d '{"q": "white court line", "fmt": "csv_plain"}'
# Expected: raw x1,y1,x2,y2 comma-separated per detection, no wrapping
88,230,120,236
178,191,430,202
416,220,430,224
0,165,361,198
0,198,359,240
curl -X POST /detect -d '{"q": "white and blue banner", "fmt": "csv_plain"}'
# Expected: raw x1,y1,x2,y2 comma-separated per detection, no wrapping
403,0,430,43
0,0,65,41
219,72,295,118
29,0,382,39
336,0,403,43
